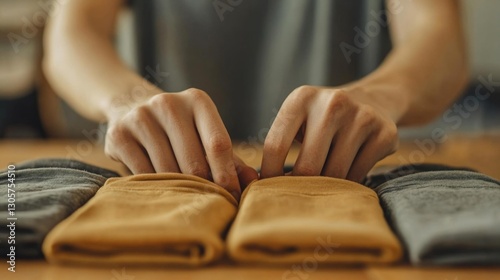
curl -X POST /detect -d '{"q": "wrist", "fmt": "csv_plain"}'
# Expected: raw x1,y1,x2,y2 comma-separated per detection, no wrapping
344,75,412,124
101,76,164,123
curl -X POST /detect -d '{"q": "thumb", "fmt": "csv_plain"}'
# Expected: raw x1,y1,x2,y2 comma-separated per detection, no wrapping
233,154,258,191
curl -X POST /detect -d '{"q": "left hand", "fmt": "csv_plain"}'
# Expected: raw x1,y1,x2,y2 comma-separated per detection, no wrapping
260,85,401,183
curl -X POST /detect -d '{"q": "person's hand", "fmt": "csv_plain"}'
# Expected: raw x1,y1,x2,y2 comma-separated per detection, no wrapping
104,88,258,198
261,85,401,183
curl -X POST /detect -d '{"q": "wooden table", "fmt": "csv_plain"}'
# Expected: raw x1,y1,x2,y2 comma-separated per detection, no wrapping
1,135,499,279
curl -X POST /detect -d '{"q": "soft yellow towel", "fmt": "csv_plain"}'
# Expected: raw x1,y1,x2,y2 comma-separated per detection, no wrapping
227,176,402,264
42,173,237,266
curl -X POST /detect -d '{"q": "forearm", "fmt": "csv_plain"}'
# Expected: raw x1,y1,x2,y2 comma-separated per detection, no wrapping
350,0,468,126
43,0,162,122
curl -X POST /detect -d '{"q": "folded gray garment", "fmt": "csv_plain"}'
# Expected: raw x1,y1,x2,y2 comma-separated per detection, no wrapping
374,170,500,265
0,159,119,258
364,163,475,188
14,158,120,178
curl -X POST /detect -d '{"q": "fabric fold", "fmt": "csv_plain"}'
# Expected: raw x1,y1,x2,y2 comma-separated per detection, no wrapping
373,170,500,265
364,163,475,188
42,173,238,266
0,158,118,258
14,158,120,179
227,176,402,264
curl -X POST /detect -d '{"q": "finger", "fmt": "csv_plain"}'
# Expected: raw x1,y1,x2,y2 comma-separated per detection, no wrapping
105,123,155,174
149,134,179,173
149,93,211,179
115,139,155,174
171,125,211,179
129,109,180,173
292,115,338,176
233,155,258,191
322,126,371,179
347,131,398,183
261,101,306,178
191,92,240,195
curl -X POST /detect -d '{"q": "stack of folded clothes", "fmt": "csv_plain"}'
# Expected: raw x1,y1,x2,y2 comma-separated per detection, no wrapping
43,173,238,266
1,159,499,266
365,164,500,265
0,159,119,258
227,176,402,265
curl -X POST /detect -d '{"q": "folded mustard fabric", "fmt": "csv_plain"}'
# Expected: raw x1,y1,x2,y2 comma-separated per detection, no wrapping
42,173,237,266
227,176,402,264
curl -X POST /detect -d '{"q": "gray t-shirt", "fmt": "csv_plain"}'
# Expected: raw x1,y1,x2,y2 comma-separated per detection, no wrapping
133,0,391,140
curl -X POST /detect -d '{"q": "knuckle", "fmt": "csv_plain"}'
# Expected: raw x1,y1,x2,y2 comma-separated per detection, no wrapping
290,85,316,102
106,124,127,143
184,88,209,101
356,106,378,129
206,133,232,154
103,143,116,159
281,85,317,115
325,90,350,114
329,89,350,101
126,106,150,128
380,124,399,153
133,105,150,118
294,85,315,94
148,93,178,113
385,122,398,140
104,127,128,160
185,163,210,178
389,140,399,154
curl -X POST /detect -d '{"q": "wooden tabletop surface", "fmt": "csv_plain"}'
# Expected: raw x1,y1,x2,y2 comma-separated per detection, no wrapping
0,134,499,279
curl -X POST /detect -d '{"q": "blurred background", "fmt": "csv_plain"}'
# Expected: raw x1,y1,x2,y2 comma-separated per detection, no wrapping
0,0,499,140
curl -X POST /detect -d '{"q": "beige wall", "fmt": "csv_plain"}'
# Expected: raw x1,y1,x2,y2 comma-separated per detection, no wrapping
461,0,500,77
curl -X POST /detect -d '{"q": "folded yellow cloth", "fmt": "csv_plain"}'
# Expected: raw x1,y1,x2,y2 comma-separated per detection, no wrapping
42,173,237,266
227,176,402,264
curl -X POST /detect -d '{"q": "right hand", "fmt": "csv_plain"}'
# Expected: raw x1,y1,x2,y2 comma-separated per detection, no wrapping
104,88,257,198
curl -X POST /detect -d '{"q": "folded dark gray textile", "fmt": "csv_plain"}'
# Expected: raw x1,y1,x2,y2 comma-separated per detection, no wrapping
374,170,500,265
364,163,475,188
0,159,119,258
13,158,120,179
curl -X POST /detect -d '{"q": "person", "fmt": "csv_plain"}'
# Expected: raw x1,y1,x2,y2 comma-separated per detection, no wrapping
43,0,468,199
